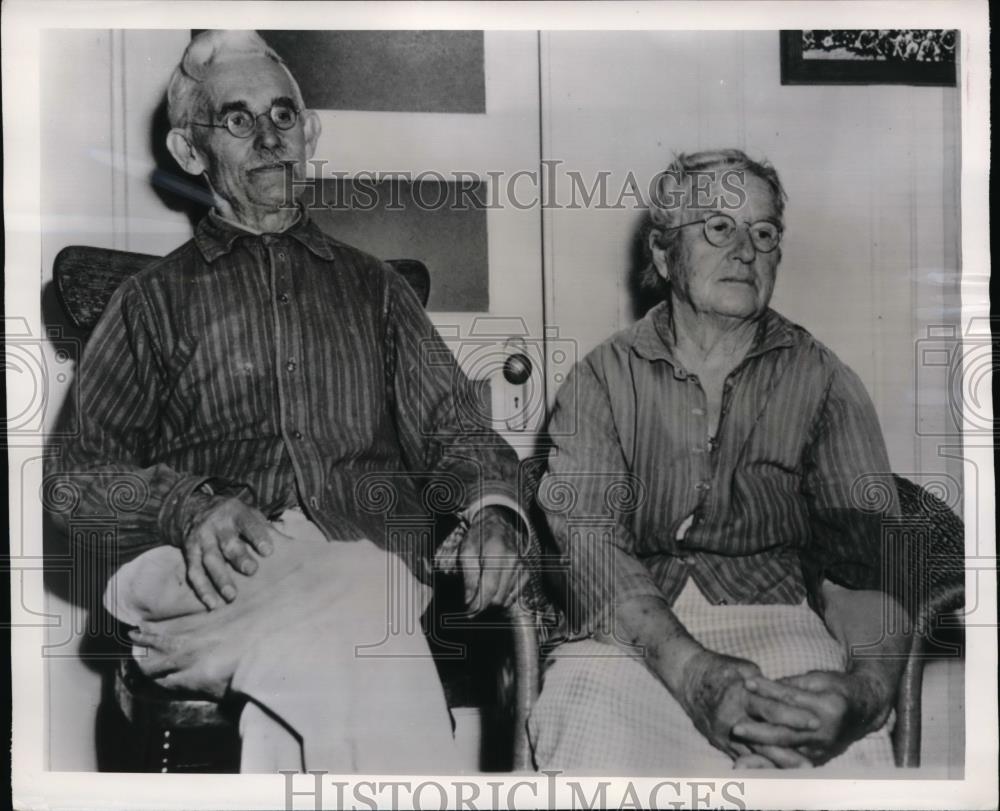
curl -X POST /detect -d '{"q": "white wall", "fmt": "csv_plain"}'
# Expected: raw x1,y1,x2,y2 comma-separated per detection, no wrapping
540,31,962,487
41,29,192,771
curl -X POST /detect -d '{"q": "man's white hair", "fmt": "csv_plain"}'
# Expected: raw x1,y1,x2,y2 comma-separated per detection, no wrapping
166,30,306,129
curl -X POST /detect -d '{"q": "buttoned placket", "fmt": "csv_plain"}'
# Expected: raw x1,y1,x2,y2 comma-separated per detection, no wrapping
265,236,323,518
679,368,742,603
675,367,738,554
687,375,713,503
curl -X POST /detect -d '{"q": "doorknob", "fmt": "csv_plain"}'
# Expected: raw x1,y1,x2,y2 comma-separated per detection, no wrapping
503,352,533,385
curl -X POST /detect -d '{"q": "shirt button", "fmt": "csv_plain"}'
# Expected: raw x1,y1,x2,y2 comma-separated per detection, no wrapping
292,430,303,440
309,496,319,508
695,481,712,491
692,407,706,416
278,293,289,303
277,251,286,260
286,360,297,372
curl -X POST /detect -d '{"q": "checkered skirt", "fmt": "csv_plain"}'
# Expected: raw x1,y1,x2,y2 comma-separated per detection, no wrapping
528,580,895,775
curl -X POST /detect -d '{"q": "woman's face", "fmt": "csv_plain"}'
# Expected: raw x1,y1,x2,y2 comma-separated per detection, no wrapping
653,172,782,322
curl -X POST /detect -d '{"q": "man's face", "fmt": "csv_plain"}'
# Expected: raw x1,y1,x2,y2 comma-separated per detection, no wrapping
192,56,315,216
668,173,782,321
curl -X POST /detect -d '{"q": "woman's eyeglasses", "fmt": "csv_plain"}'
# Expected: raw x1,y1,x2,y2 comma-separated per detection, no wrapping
663,213,782,254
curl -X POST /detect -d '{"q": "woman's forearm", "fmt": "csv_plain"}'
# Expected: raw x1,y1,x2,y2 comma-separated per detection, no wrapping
821,582,910,729
596,594,706,696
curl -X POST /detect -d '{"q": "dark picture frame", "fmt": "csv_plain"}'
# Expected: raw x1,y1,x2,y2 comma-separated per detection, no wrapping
780,30,957,86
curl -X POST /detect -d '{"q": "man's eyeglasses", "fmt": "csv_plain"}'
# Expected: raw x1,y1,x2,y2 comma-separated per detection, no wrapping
192,103,300,139
663,213,782,254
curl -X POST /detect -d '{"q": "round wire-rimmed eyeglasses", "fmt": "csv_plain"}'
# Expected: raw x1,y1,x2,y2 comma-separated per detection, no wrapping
191,103,300,139
662,213,782,253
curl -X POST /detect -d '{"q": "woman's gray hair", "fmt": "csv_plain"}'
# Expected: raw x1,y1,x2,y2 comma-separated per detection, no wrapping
639,149,788,301
166,30,305,129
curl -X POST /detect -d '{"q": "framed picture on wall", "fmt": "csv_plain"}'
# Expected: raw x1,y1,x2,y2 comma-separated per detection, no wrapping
780,29,958,86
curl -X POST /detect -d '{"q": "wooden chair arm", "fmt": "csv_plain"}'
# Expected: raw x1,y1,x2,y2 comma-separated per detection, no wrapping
892,635,926,767
892,580,965,767
504,603,541,772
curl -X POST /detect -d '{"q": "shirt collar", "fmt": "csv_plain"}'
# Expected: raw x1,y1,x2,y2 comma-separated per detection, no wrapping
631,299,796,370
194,205,336,263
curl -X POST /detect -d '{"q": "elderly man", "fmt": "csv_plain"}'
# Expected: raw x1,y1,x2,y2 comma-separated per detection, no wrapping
528,150,908,774
48,30,528,772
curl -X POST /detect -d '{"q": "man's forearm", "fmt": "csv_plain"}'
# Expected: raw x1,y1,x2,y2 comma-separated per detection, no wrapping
45,454,244,555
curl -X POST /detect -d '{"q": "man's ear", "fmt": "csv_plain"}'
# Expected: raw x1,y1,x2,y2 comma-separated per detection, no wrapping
302,110,322,160
648,229,670,281
166,128,207,177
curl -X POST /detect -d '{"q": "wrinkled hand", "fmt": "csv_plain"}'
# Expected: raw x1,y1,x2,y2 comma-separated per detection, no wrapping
129,608,245,698
182,496,289,609
735,669,886,765
129,523,335,698
679,649,818,768
459,506,525,613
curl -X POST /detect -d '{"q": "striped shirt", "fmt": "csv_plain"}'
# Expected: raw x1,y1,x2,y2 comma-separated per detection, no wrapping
540,301,898,631
47,211,520,584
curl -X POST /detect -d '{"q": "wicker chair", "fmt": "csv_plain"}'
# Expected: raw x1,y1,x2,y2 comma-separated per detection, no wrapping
888,474,965,766
52,245,541,773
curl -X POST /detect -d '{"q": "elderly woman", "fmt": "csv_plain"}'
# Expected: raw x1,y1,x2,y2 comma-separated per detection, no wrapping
529,150,907,773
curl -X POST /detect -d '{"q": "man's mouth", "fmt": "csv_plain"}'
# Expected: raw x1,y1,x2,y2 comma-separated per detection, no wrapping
720,277,756,286
248,161,294,175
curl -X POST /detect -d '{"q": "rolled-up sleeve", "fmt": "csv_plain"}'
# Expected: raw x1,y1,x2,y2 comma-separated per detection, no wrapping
800,360,900,598
383,269,523,529
542,355,666,635
45,278,242,558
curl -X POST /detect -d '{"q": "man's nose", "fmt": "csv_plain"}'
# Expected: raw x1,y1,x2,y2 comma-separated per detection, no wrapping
254,116,284,151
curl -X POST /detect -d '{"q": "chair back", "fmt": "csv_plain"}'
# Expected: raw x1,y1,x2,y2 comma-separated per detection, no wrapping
891,474,964,616
53,245,431,331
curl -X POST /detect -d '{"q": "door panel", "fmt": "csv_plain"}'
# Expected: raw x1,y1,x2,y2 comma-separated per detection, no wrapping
307,31,545,454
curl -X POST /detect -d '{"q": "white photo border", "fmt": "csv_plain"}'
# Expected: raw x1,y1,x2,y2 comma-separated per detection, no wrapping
5,1,993,809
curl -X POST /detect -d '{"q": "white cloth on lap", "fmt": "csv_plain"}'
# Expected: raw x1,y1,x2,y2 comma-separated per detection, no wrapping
104,509,460,773
528,579,895,776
